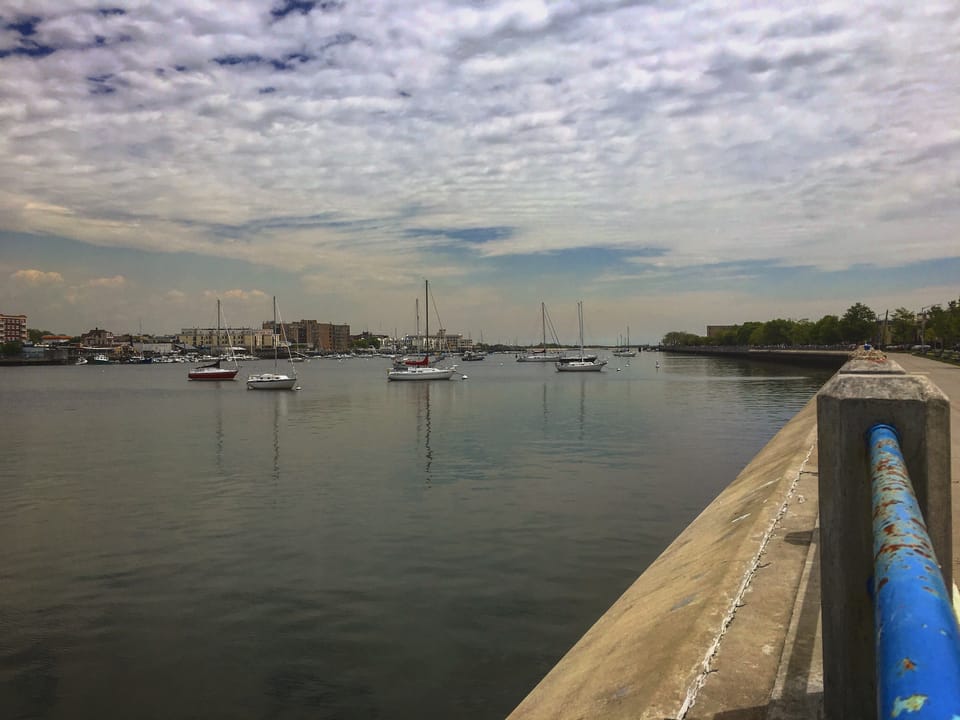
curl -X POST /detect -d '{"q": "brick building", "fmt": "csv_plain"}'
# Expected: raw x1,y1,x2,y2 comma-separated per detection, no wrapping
1,313,28,342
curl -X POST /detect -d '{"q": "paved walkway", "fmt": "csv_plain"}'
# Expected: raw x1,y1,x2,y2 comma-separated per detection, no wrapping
891,354,960,583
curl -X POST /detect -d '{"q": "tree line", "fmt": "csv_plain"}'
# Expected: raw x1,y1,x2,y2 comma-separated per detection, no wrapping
661,300,960,350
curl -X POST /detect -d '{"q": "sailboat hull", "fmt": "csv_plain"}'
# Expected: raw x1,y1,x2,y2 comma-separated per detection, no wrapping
246,373,297,390
517,353,561,362
188,367,238,380
387,367,457,381
556,359,607,372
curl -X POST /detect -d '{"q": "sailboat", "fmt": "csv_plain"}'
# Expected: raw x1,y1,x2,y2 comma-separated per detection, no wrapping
247,297,298,390
612,326,637,357
556,301,607,372
388,280,458,381
517,302,563,362
188,298,239,381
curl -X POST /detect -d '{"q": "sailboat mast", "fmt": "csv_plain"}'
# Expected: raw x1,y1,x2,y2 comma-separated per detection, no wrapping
579,301,585,355
425,279,430,354
273,296,278,368
541,302,546,349
216,298,221,356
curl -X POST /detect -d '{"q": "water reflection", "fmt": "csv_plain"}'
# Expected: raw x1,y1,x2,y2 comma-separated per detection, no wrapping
541,382,548,428
215,392,224,472
272,397,280,483
411,384,433,483
578,377,586,442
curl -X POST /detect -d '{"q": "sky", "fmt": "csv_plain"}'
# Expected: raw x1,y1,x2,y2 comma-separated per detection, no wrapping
1,0,959,345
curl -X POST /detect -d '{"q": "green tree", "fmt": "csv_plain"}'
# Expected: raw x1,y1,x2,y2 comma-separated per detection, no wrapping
1,341,23,357
661,331,702,346
758,318,794,346
27,328,52,344
737,322,763,346
888,308,916,345
717,328,739,346
840,303,877,344
790,319,815,346
813,315,842,345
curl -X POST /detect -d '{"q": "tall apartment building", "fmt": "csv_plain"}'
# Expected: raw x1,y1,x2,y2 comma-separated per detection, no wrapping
1,313,27,343
267,320,350,352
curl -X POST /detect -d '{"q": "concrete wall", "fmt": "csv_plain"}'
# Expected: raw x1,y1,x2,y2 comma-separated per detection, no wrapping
508,397,821,719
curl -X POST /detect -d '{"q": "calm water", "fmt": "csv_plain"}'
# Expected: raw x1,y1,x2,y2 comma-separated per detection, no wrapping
0,353,833,719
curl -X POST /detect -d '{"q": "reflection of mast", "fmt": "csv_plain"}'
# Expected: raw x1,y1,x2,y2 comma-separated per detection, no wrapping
542,382,549,426
415,384,433,482
578,377,586,442
272,396,280,483
215,392,224,472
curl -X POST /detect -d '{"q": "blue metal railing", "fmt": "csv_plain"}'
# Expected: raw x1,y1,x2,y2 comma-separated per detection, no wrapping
868,424,960,718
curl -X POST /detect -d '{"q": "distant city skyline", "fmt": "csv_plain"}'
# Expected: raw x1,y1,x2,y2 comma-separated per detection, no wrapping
2,2,958,344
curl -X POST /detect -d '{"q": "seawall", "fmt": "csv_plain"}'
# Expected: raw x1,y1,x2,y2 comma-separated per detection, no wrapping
661,347,849,369
508,391,824,718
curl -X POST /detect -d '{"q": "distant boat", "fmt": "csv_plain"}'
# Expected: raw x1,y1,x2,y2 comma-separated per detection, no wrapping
75,356,88,365
188,299,239,381
388,280,458,381
517,302,562,362
612,326,637,357
88,353,113,365
461,350,485,361
556,301,606,372
247,297,298,390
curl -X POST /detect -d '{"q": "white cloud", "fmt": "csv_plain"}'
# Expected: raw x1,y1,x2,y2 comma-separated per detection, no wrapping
87,275,127,288
1,1,959,338
12,268,64,284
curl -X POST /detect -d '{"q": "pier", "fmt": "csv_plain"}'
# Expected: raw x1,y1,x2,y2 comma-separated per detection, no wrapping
508,352,959,719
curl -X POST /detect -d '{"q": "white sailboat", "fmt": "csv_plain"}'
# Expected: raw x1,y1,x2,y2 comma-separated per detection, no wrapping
517,302,562,362
556,301,607,372
247,297,298,390
612,326,637,357
388,280,458,381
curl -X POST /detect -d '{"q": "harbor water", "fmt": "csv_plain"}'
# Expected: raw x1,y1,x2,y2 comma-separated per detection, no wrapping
0,353,833,719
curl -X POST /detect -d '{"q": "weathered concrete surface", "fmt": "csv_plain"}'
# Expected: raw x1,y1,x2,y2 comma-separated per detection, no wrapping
817,357,951,720
507,398,822,720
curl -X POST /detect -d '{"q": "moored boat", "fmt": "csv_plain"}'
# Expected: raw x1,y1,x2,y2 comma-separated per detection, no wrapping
387,281,458,382
189,299,239,381
247,297,298,390
517,302,562,362
88,353,113,365
556,301,606,372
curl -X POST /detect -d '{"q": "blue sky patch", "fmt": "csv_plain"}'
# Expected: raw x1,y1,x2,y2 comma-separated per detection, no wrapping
404,227,516,244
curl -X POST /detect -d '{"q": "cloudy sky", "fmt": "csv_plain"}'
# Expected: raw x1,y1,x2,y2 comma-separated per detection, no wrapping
1,1,958,344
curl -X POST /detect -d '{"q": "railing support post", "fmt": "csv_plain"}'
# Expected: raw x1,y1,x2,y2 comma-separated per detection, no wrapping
817,356,951,720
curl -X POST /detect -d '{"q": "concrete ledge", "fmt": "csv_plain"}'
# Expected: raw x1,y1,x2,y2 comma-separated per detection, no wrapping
508,398,821,720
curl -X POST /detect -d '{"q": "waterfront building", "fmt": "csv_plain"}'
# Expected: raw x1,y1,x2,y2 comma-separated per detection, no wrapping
177,327,272,352
80,327,114,347
400,331,471,353
314,322,351,352
41,335,73,345
1,313,27,343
